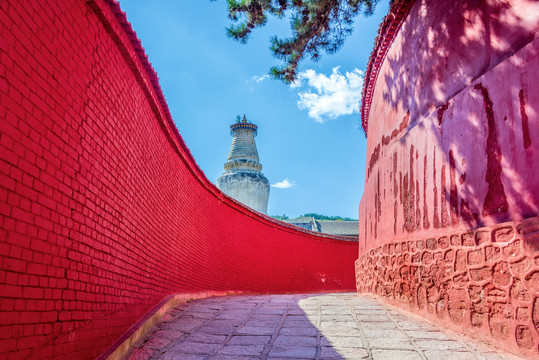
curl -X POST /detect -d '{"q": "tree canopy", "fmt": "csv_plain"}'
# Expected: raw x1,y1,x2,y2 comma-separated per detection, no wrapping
301,212,357,221
271,213,358,221
223,0,380,82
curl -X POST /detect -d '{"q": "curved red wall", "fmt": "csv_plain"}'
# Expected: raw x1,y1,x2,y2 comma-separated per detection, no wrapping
357,0,539,358
0,0,357,358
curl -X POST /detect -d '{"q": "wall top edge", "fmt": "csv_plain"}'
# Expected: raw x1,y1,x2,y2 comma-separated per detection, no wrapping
360,0,416,137
91,0,356,243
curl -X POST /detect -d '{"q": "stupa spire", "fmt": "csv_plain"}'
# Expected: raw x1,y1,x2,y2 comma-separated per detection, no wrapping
217,115,270,214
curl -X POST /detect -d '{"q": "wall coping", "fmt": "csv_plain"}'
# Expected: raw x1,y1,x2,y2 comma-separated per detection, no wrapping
92,0,357,244
360,0,416,136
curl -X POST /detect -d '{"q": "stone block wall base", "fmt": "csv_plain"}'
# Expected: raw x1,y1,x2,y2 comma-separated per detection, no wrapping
356,217,539,359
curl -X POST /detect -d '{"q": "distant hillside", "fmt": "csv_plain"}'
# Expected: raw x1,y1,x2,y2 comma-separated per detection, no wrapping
301,213,358,221
271,213,358,221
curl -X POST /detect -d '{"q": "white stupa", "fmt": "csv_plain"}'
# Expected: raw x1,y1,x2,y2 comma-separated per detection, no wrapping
217,115,270,214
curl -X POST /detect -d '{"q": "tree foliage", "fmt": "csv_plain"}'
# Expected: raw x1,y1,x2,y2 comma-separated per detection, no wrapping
301,212,357,221
271,213,357,221
223,0,380,82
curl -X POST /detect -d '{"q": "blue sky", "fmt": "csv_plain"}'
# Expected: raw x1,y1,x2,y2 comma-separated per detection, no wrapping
120,0,389,219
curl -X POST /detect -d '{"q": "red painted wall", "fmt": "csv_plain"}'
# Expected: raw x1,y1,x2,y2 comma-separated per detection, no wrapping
357,0,539,357
0,0,358,359
360,0,539,253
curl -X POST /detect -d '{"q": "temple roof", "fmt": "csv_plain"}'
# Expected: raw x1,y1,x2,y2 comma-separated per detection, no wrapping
316,221,359,237
285,217,359,238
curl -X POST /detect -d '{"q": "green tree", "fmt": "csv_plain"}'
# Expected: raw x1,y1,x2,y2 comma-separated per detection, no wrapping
301,213,357,221
223,0,380,82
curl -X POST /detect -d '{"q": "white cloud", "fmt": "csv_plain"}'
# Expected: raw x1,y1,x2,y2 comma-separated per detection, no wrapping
289,78,302,89
293,67,364,123
271,178,295,189
252,74,270,83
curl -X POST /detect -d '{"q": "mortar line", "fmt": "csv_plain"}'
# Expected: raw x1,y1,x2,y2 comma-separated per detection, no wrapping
260,297,292,360
220,297,265,346
315,296,322,359
148,297,227,359
348,296,374,359
382,300,428,360
385,300,491,360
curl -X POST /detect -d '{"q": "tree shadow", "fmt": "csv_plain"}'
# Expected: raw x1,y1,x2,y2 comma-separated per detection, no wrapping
363,0,538,246
382,0,531,127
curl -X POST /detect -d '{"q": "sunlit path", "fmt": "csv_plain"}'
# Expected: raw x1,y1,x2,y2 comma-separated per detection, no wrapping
124,293,520,360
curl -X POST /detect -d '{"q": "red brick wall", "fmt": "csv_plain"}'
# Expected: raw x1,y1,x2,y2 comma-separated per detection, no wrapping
0,1,358,358
357,0,539,357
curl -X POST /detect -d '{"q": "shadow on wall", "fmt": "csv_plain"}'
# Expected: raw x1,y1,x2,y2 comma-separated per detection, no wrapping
383,0,533,123
381,0,538,228
363,0,538,248
357,0,539,357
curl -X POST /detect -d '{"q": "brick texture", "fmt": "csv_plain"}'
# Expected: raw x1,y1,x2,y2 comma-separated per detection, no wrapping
0,1,358,359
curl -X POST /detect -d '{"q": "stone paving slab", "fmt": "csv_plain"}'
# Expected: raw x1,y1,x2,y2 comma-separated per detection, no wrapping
122,293,523,360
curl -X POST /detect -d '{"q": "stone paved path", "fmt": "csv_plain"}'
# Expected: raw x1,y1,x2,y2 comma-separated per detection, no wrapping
124,293,522,360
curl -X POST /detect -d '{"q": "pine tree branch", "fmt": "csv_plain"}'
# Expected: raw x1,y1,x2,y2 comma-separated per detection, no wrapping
221,0,380,82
